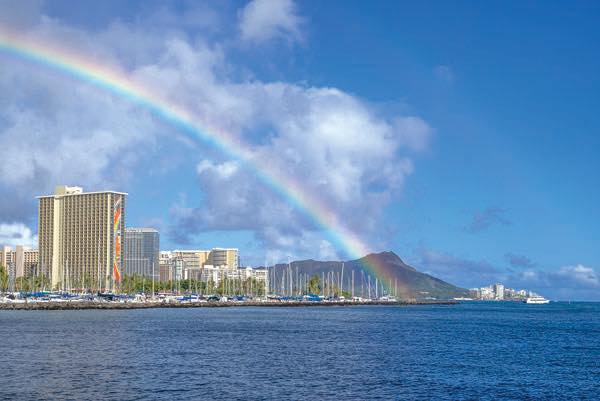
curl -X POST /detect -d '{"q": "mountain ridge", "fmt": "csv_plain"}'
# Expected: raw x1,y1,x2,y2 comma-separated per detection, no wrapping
265,251,469,300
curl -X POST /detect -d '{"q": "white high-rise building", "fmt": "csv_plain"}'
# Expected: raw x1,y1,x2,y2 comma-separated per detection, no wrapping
494,283,505,300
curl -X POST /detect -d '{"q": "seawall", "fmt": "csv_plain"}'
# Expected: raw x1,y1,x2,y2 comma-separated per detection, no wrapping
0,300,457,311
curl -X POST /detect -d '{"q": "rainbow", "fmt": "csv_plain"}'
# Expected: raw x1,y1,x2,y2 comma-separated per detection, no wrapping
0,29,411,297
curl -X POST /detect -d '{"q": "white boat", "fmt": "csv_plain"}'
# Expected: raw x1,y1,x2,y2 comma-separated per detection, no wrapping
524,296,550,304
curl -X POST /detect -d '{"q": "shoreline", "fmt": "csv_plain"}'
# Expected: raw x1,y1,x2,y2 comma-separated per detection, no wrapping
0,300,457,311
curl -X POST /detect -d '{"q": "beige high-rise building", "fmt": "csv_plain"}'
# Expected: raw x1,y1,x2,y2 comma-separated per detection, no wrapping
170,250,212,270
209,248,238,268
159,251,173,282
0,246,14,270
15,246,39,277
38,186,126,291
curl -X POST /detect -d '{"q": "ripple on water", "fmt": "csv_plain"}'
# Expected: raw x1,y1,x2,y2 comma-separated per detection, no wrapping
0,303,599,400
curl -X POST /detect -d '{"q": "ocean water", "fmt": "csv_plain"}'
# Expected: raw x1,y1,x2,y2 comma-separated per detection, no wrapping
0,302,599,400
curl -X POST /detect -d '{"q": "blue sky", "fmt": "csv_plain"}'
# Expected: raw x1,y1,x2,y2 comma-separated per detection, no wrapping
0,0,598,300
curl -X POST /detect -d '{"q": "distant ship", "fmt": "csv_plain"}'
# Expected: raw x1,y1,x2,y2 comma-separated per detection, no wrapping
524,296,550,304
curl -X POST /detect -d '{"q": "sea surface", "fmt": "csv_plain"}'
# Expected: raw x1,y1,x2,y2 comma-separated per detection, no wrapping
1,302,599,400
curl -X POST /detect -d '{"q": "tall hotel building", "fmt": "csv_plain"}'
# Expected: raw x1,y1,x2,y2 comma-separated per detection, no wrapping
38,186,126,291
124,228,159,279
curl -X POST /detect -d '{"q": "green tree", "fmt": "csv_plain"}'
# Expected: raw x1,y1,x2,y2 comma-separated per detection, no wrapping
33,274,50,292
308,274,321,294
15,277,31,292
0,264,9,292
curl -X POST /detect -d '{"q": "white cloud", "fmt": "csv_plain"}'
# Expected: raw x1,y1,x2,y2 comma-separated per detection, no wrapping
263,235,338,264
0,223,37,248
556,264,599,287
166,77,429,256
394,116,432,152
511,264,599,300
0,61,158,218
197,160,239,179
239,0,303,44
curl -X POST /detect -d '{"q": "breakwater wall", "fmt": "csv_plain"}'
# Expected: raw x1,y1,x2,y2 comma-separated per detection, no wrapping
0,300,457,311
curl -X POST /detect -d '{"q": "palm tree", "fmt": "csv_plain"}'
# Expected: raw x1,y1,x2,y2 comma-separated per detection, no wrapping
0,264,8,293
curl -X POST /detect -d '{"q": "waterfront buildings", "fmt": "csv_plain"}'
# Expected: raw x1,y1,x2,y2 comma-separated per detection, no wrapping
171,250,206,272
159,248,267,290
38,186,126,291
183,264,267,285
161,248,239,275
159,252,186,281
124,228,159,279
0,245,38,278
162,248,238,272
2,184,259,293
470,283,541,301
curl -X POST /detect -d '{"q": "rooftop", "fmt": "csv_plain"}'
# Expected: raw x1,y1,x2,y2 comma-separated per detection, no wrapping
37,185,127,198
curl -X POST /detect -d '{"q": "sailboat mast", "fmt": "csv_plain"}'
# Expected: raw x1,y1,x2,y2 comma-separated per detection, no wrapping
289,258,292,297
341,262,344,296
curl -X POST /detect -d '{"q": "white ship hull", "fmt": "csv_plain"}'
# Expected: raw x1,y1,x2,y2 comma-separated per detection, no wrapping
525,297,550,304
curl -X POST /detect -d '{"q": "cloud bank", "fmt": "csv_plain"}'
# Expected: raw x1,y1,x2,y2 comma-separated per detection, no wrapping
0,1,430,261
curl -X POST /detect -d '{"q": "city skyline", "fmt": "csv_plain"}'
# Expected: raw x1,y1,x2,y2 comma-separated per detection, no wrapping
0,1,598,300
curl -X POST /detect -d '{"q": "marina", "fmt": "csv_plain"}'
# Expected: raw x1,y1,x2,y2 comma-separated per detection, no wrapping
0,292,456,310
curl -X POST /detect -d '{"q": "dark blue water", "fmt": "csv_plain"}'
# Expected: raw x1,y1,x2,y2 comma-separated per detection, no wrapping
1,302,599,400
